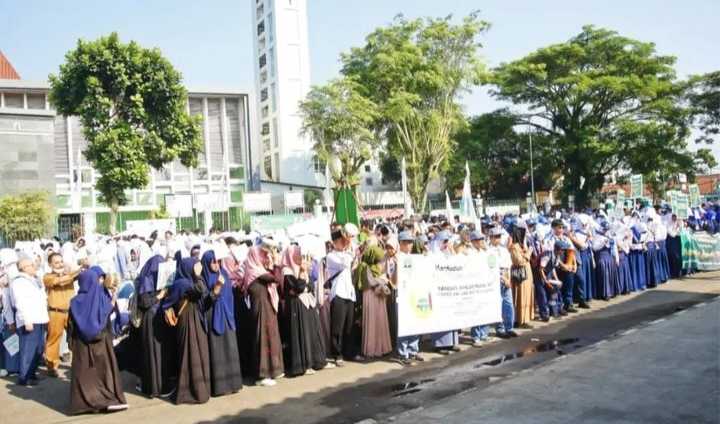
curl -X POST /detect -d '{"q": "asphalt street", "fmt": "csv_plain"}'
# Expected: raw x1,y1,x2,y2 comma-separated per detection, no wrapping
1,272,718,424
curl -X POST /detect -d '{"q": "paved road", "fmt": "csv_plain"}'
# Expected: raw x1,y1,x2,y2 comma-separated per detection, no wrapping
388,295,720,424
1,273,718,424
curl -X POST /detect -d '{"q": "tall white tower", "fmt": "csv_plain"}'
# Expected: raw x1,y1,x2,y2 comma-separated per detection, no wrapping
250,0,318,189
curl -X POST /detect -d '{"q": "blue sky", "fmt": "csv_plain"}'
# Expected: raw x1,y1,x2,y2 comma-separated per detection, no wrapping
2,0,719,117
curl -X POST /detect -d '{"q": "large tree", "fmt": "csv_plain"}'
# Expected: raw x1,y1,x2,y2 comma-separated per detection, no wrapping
298,78,380,189
445,109,559,199
49,33,202,232
490,25,714,207
688,70,720,144
341,13,489,212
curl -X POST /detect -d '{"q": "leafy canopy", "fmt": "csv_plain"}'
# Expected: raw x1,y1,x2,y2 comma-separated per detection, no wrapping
340,13,489,212
49,33,202,212
490,25,714,206
445,110,559,199
299,78,380,188
688,71,720,144
0,192,54,243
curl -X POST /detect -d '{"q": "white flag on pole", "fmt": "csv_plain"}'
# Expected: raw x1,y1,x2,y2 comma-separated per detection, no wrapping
461,161,478,223
445,190,454,222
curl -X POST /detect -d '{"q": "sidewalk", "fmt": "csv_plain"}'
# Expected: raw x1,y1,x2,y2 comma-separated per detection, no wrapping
389,296,720,424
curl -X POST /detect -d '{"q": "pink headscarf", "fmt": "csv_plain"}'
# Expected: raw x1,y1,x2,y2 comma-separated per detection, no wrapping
281,245,301,278
241,246,270,293
242,246,281,312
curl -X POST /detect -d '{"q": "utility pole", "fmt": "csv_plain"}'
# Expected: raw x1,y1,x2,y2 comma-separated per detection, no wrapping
529,131,536,208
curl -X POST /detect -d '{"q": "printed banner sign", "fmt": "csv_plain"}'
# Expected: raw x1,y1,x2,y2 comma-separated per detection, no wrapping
689,184,701,208
681,230,720,271
675,193,690,220
630,174,643,198
396,252,501,337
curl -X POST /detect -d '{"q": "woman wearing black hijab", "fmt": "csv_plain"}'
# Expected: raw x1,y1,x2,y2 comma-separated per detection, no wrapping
200,250,243,396
134,255,176,398
68,269,127,414
161,257,222,404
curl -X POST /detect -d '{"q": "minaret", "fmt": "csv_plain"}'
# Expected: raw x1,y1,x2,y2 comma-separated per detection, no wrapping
250,0,317,188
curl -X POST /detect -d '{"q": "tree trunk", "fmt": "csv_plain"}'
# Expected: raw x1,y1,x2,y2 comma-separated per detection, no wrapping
109,198,119,235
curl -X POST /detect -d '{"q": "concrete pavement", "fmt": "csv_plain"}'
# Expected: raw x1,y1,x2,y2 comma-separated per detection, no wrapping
388,295,720,424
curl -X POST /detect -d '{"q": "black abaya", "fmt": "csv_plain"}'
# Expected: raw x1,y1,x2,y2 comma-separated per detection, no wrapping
283,275,327,376
138,292,176,397
68,318,126,414
174,277,211,405
204,295,243,396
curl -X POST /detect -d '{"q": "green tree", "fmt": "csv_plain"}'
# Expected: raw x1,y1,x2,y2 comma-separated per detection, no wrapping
445,110,559,199
299,78,380,189
341,13,489,212
49,33,202,232
490,26,714,207
0,191,54,243
688,71,720,144
303,189,323,208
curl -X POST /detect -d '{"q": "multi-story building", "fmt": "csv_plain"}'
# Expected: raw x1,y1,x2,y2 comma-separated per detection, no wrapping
0,71,253,239
251,0,321,192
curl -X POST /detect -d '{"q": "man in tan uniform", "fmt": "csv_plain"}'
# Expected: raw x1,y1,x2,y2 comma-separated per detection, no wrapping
42,252,80,377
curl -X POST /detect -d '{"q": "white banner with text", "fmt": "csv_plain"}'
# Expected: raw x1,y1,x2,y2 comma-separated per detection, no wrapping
396,252,502,337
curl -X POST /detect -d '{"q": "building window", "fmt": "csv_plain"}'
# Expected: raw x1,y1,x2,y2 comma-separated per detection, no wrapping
261,122,270,135
269,47,275,77
273,153,280,181
259,54,266,69
27,93,46,109
272,118,279,147
262,138,271,152
313,156,325,174
270,83,276,111
3,92,23,108
365,177,373,186
264,156,273,180
260,70,267,84
257,21,265,36
364,165,371,173
256,4,264,19
260,88,268,102
258,38,266,53
267,13,273,42
261,105,269,118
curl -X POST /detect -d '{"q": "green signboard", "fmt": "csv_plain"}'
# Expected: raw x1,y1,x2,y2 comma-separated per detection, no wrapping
250,214,306,233
675,193,689,219
630,174,643,198
689,184,701,208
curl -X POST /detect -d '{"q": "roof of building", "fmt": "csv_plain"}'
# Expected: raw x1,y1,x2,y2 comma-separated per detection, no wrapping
602,173,720,196
0,51,20,80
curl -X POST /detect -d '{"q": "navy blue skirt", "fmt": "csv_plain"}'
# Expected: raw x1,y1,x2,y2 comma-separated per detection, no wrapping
578,248,594,301
646,244,661,287
656,240,670,283
594,249,617,300
629,250,647,290
618,252,634,293
666,236,682,279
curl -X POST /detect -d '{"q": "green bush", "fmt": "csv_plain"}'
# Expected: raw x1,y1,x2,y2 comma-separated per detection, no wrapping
0,191,54,243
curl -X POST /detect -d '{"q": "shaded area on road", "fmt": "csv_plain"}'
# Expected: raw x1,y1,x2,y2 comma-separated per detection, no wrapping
389,297,720,424
199,283,719,424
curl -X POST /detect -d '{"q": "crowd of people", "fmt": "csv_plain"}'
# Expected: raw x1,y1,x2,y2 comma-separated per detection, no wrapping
0,199,713,414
